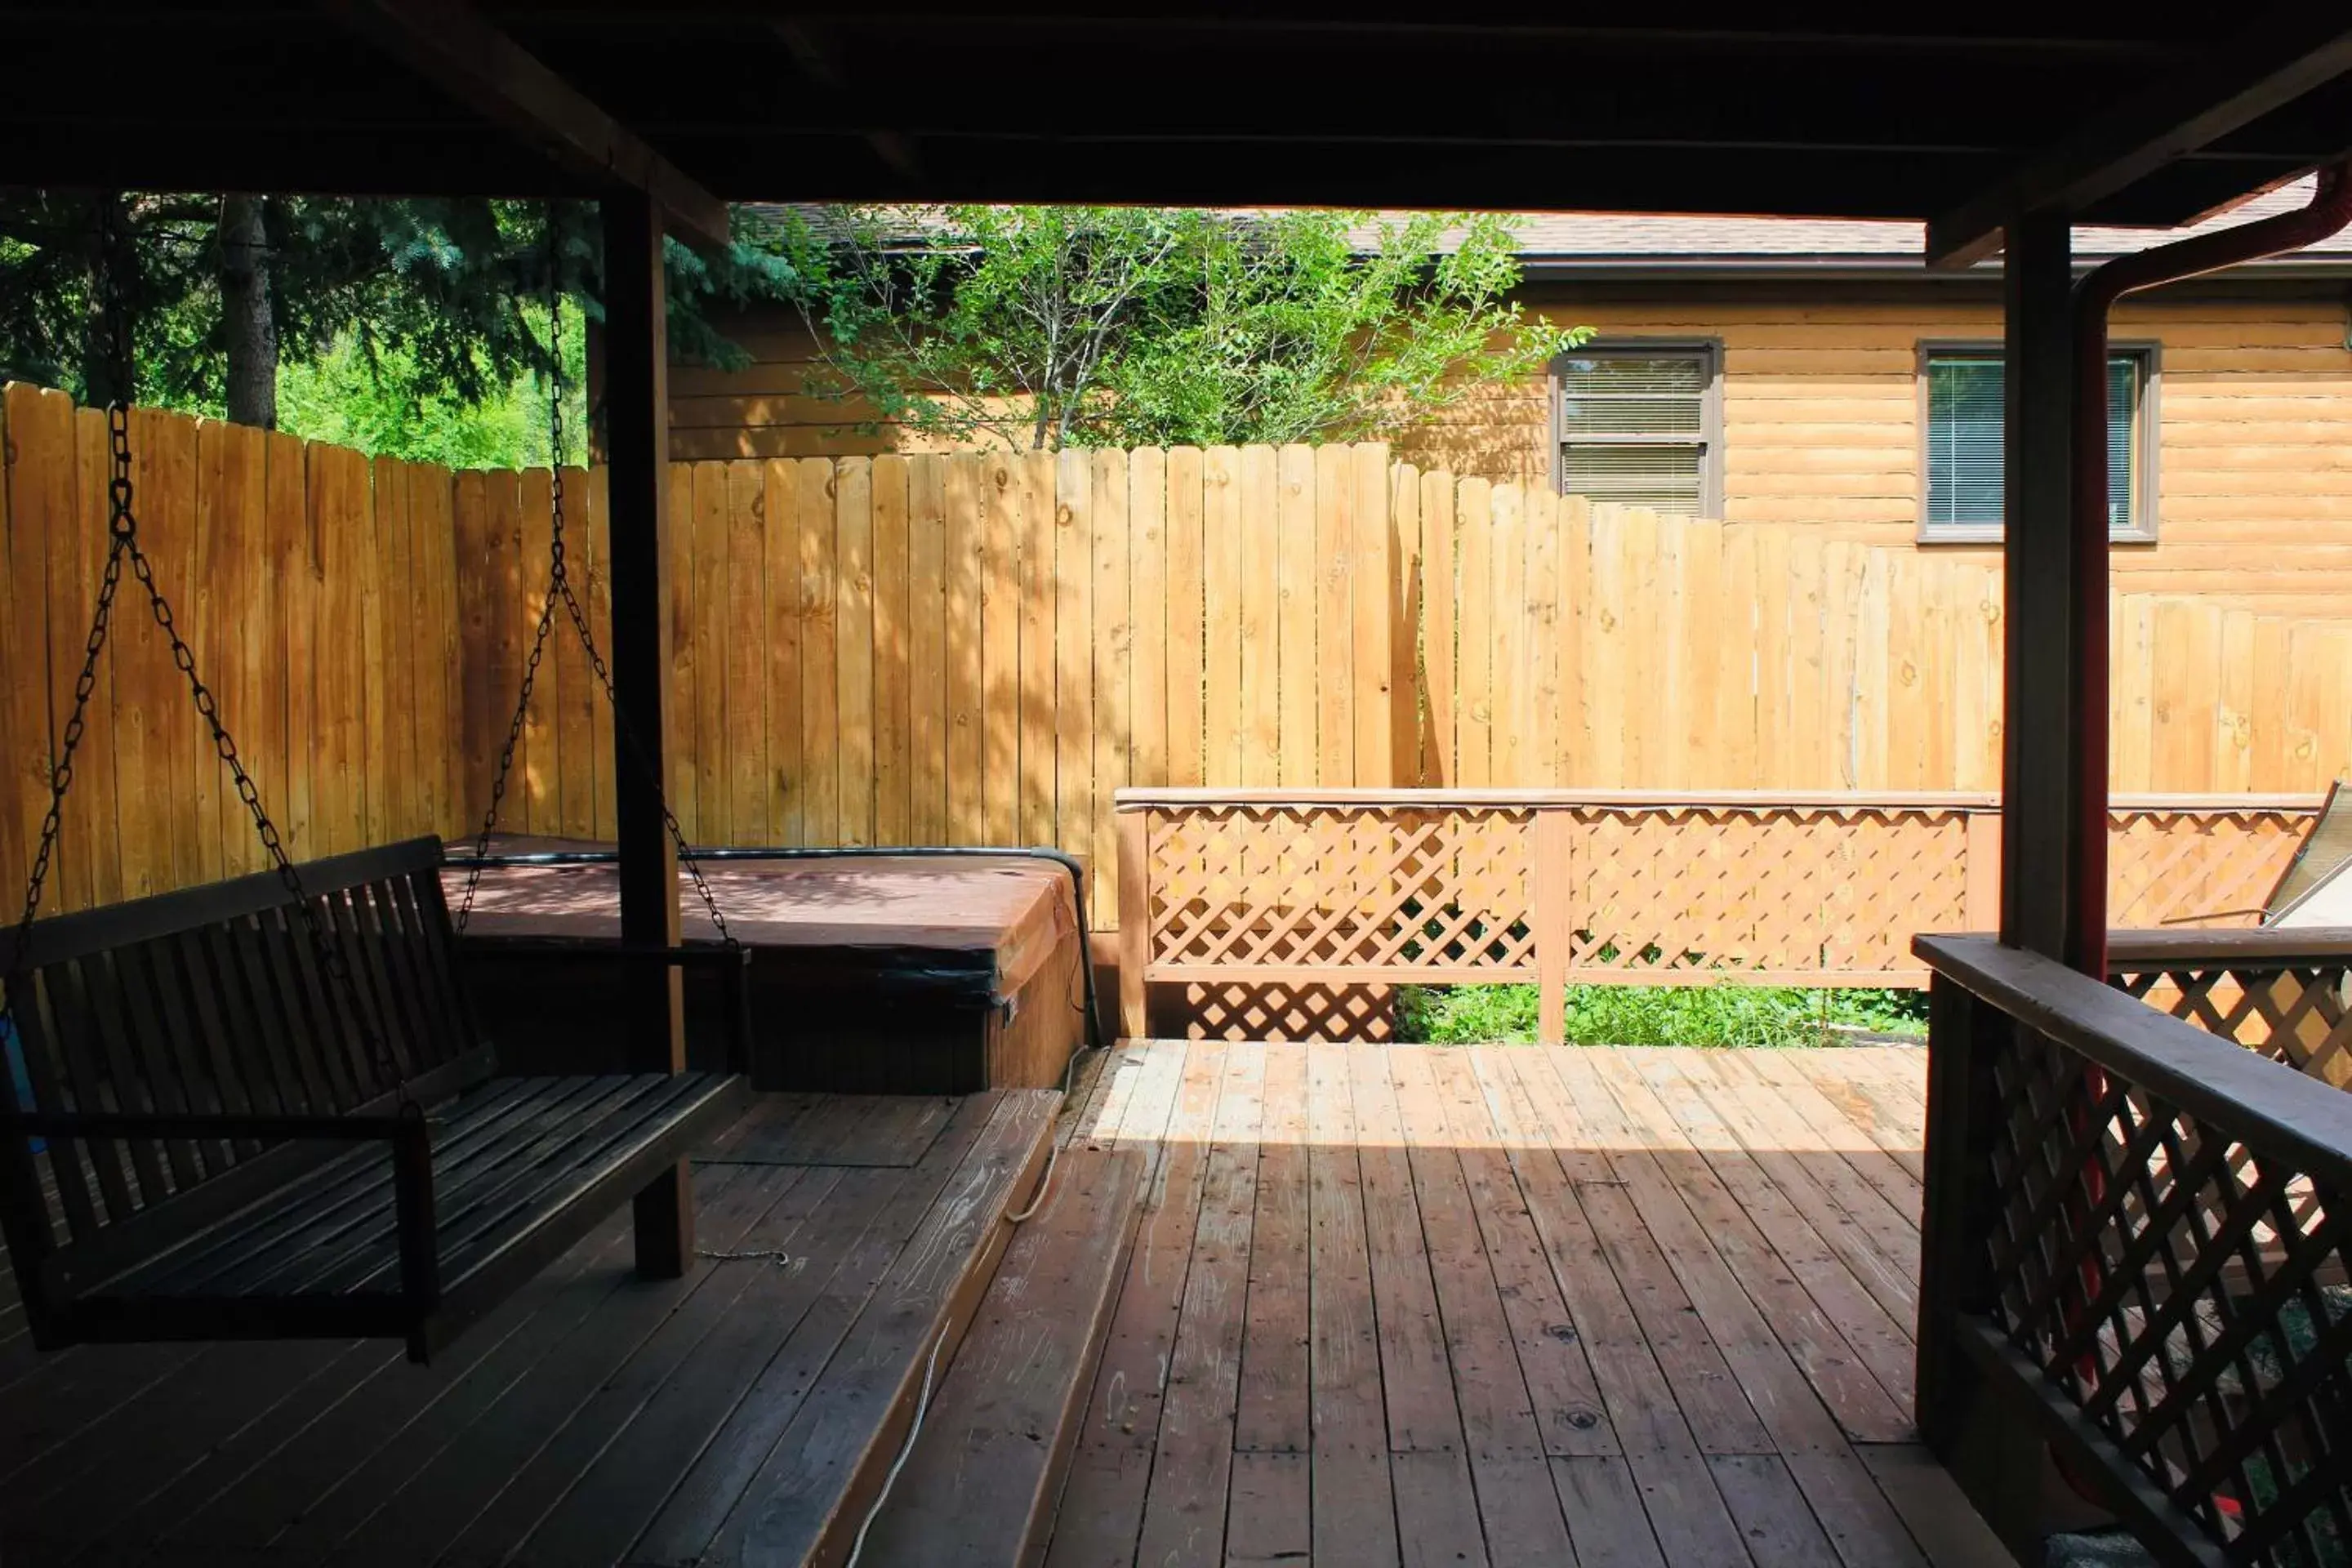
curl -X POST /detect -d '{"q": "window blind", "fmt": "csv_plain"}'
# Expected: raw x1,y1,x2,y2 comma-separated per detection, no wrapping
1925,350,2145,535
1556,350,1712,515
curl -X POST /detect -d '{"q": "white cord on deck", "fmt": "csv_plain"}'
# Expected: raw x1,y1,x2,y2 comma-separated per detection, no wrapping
843,1324,951,1568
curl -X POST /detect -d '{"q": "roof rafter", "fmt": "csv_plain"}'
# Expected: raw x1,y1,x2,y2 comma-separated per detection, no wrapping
322,0,731,247
1925,10,2352,268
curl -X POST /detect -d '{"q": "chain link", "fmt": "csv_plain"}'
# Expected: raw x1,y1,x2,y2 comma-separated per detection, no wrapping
7,203,412,1108
454,206,737,951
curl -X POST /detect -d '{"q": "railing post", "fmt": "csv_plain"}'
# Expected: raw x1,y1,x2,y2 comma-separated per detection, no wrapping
1918,969,2064,1557
1535,809,1570,1047
1117,807,1149,1041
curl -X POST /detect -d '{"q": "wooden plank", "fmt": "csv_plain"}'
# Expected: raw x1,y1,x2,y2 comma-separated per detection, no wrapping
1855,1442,2015,1568
685,1091,1058,1566
1708,1452,1847,1567
871,453,911,846
1237,444,1280,786
835,456,875,847
190,422,233,879
1489,480,1528,786
854,1145,1145,1566
662,461,697,838
1276,445,1318,787
1784,528,1830,791
688,460,730,840
1056,448,1096,875
1164,448,1205,790
798,458,840,847
1718,520,1761,791
1128,447,1170,791
633,1094,1014,1562
1674,517,1722,788
1,385,57,915
1091,449,1131,924
1419,470,1457,787
1883,547,1927,791
514,463,554,837
762,458,803,845
1524,486,1562,787
1302,1040,1401,1566
725,459,770,843
902,456,947,843
1550,1455,1668,1568
2247,612,2291,794
2153,597,2221,793
1352,442,1393,786
582,463,612,840
1579,502,1624,790
1346,1042,1485,1564
1622,508,1666,786
1235,1043,1309,1459
1391,457,1424,786
1202,444,1245,785
944,453,986,844
1134,1041,1264,1566
1314,445,1356,786
1018,449,1056,847
1425,1049,1615,1457
1454,479,1492,788
1388,1048,1578,1563
1045,1040,1225,1568
982,453,1023,844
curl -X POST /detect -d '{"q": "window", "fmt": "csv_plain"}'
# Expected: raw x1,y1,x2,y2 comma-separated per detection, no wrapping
1552,343,1722,515
1921,344,2158,541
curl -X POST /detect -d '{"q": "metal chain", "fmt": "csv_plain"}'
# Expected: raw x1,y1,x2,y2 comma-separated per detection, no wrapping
7,204,412,1107
455,206,737,951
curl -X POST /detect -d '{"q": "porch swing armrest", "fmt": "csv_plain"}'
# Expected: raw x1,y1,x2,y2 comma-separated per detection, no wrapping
456,940,755,1073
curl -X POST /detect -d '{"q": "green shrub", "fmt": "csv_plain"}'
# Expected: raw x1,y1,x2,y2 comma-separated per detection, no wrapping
1394,982,1928,1048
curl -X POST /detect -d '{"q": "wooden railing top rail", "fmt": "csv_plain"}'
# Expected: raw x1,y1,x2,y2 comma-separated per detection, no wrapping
1114,788,2327,813
2105,925,2352,964
1915,933,2352,1185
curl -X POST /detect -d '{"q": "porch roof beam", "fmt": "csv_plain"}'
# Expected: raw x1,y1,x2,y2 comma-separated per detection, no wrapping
1924,12,2352,270
322,0,731,249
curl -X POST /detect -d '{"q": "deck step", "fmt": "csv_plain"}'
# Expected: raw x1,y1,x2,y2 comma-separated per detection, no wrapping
853,1143,1147,1567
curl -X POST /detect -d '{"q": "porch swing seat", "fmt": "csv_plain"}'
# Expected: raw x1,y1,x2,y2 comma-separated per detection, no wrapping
0,836,752,1362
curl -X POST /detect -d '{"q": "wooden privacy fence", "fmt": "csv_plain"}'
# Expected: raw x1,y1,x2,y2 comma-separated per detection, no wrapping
1112,789,2319,1042
7,384,2352,933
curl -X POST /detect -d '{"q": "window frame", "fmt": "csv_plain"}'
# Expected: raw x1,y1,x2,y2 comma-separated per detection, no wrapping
1549,338,1725,516
1915,337,2161,546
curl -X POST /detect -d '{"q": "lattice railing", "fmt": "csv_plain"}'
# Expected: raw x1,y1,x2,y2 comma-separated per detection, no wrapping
1919,936,2352,1568
2113,931,2352,1092
1116,790,2319,1042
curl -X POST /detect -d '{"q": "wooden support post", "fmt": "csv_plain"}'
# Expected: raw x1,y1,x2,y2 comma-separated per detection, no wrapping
1535,808,1571,1046
1998,213,2082,960
602,189,690,1278
1116,808,1149,1041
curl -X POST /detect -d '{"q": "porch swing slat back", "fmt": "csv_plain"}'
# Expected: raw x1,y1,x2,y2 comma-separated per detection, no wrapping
1,837,754,1361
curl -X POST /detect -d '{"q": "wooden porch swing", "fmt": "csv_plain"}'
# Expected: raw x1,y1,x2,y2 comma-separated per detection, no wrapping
0,211,751,1363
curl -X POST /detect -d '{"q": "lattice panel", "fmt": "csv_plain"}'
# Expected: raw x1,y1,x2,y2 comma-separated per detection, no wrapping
2109,809,2307,929
1147,804,1537,974
1565,804,1968,978
2118,962,2352,1091
1169,980,1396,1043
1984,1023,2352,1563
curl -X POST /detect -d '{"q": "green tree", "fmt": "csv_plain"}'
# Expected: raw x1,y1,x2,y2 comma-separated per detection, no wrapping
766,204,1585,451
0,193,794,466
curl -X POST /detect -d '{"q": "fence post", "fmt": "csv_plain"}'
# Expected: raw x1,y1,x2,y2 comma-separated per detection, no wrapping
1535,809,1571,1046
1117,806,1150,1040
1963,810,2002,930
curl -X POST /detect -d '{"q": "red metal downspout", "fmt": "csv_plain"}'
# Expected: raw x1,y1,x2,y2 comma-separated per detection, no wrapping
2064,163,2352,980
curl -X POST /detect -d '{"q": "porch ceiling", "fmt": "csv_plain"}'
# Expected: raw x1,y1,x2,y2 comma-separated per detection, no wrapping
3,5,2349,240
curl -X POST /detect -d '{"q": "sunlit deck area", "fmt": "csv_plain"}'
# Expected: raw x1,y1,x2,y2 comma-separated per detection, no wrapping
1048,1040,2003,1568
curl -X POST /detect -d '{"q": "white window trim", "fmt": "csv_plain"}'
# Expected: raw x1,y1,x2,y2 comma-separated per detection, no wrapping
1916,339,2162,546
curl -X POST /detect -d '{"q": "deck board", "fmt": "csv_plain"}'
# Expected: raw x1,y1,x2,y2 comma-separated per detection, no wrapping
1048,1040,1981,1568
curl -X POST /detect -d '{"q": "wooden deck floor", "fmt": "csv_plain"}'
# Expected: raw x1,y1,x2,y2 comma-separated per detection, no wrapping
0,1089,1055,1568
1044,1041,2008,1568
